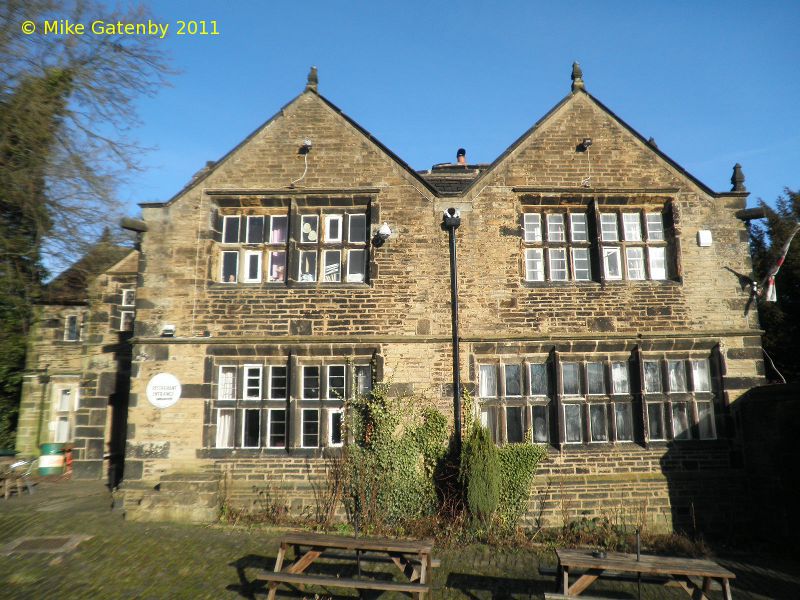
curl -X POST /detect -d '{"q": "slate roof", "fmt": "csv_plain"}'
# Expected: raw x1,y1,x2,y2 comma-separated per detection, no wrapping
418,164,490,196
42,244,134,304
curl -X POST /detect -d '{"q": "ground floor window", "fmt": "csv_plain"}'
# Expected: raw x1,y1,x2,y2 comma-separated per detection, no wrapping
477,352,719,447
210,360,373,451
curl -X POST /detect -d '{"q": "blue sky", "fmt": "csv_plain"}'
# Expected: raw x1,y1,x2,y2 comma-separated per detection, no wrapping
121,1,799,212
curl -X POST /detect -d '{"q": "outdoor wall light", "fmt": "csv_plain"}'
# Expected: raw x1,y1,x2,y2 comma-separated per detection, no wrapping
300,139,313,154
161,324,176,337
372,222,392,247
579,138,593,150
442,207,461,229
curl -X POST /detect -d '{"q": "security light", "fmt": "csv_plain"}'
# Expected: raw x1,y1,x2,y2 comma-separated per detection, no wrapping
372,222,392,247
161,324,176,337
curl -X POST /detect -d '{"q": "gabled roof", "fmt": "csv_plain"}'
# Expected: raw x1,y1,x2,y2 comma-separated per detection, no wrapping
458,89,723,198
141,88,439,208
42,243,135,304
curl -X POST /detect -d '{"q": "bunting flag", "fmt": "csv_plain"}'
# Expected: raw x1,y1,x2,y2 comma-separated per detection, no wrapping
760,222,800,302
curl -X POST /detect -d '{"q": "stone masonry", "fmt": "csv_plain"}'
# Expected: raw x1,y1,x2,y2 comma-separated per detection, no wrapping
45,66,762,531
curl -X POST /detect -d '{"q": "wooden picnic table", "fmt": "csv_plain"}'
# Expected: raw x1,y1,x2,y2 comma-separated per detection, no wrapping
259,531,436,600
555,548,735,599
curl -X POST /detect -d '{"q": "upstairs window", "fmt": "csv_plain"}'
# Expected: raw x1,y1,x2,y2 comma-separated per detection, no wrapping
217,208,368,285
64,314,81,341
522,204,672,284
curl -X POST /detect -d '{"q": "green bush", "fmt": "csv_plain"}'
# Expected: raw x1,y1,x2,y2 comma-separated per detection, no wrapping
460,421,500,527
497,440,547,528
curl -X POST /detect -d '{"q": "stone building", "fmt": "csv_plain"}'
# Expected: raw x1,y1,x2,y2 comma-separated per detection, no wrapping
16,238,138,481
22,65,764,529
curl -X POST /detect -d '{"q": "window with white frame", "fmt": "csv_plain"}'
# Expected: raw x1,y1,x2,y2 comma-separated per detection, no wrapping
329,409,344,447
522,210,591,282
521,204,672,284
217,208,369,284
643,356,717,442
213,361,371,450
120,311,135,332
53,387,76,443
121,289,135,307
477,360,552,445
302,409,320,448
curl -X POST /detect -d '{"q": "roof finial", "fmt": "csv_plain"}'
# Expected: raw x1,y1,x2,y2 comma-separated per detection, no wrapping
305,66,318,92
731,163,746,192
571,61,585,93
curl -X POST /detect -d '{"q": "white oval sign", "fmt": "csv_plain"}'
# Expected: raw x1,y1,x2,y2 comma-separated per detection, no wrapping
146,373,182,409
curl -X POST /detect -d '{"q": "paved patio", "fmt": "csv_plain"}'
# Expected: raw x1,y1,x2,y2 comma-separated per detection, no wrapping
0,479,797,599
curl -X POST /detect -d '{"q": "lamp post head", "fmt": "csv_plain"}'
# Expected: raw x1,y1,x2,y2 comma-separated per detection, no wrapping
442,207,461,229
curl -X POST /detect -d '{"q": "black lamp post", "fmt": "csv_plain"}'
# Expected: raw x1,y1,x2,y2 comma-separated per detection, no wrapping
442,207,463,453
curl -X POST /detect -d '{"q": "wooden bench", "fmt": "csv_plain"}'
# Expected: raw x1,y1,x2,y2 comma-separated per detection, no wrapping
555,548,735,599
259,531,437,600
544,594,610,600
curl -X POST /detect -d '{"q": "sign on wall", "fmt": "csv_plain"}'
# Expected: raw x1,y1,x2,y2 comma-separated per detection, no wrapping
146,373,182,409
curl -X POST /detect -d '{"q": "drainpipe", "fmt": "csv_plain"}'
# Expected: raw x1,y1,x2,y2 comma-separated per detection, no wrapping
442,208,463,454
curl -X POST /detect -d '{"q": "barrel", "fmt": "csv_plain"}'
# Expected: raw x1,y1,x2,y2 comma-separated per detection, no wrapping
38,443,65,476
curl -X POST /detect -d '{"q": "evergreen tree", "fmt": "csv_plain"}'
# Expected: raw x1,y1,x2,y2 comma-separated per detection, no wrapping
750,190,800,383
460,422,500,527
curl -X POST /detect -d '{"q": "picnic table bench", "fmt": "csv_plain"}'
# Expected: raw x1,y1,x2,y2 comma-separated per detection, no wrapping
555,548,735,599
257,531,437,599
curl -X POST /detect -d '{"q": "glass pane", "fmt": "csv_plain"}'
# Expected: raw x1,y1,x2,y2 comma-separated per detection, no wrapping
525,248,544,281
646,213,664,241
216,409,235,448
504,364,522,396
626,247,646,280
223,216,240,244
243,409,260,447
299,251,317,282
587,363,605,395
529,363,549,396
244,366,262,399
268,251,286,282
547,214,565,242
532,405,548,442
603,247,621,279
269,409,286,447
572,248,591,281
564,404,582,443
346,249,366,282
121,289,135,306
66,316,79,340
270,366,287,399
121,311,134,332
643,361,662,393
611,362,629,394
589,404,608,442
55,417,70,443
247,216,265,243
570,213,588,242
647,403,665,440
219,366,236,400
562,363,581,396
668,360,687,392
479,365,497,397
697,401,715,439
58,389,72,412
691,359,711,392
648,247,667,280
355,365,372,394
480,407,497,443
300,215,319,243
270,216,288,243
506,407,524,443
548,248,568,281
246,252,261,281
325,215,342,242
615,403,633,441
330,411,343,446
348,214,367,243
328,365,346,398
303,366,320,398
622,213,642,241
600,214,618,241
222,252,238,283
303,410,319,447
671,402,691,440
523,213,542,242
323,250,341,282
